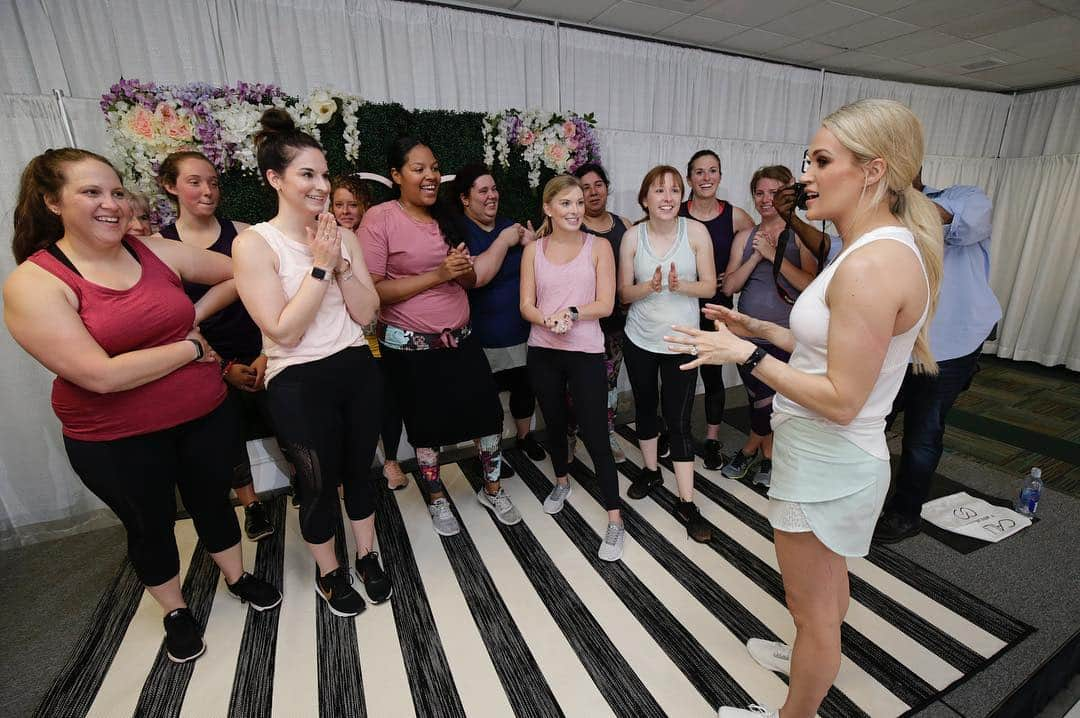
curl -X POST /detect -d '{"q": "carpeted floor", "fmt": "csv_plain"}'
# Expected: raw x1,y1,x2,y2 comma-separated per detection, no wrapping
2,356,1077,718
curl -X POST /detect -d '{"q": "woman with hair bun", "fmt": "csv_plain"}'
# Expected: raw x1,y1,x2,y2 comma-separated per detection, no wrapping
233,109,389,618
668,99,943,718
357,137,520,538
4,148,281,664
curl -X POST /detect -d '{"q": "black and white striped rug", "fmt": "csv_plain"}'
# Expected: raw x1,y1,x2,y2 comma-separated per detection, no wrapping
34,426,1031,718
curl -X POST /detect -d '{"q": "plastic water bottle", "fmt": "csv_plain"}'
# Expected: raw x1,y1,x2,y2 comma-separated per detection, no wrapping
1015,467,1043,516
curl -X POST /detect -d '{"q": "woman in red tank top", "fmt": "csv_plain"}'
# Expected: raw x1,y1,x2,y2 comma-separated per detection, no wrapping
4,148,281,664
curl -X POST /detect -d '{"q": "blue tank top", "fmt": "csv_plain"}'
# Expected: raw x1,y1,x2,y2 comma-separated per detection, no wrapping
161,217,263,363
459,215,530,348
680,199,733,307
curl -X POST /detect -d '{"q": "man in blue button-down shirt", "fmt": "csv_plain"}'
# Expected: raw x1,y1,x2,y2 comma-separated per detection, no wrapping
873,170,1002,543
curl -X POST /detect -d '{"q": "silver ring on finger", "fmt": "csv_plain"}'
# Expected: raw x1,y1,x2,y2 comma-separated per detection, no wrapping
689,344,698,356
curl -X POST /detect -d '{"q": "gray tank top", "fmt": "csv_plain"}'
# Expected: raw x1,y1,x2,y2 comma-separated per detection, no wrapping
736,226,802,331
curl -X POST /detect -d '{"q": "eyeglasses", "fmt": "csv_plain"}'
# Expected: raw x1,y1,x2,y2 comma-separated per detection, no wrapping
800,150,811,175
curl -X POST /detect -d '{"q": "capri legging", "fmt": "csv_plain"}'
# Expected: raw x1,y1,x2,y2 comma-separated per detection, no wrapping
622,338,698,462
267,346,382,544
736,342,790,436
493,365,536,421
63,399,242,587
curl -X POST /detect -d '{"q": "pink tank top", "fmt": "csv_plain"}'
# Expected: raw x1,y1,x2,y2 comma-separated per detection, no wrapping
528,234,604,353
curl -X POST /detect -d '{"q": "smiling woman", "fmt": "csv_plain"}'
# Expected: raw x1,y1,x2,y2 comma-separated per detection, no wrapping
3,147,281,665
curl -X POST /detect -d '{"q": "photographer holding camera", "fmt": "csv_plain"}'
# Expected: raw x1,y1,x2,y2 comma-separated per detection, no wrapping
872,169,1001,543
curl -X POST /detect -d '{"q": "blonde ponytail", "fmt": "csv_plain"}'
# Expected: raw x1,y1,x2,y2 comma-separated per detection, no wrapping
894,186,942,374
822,98,944,375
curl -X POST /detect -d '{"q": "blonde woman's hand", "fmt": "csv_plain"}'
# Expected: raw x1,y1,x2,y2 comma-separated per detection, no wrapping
664,322,755,370
701,304,762,339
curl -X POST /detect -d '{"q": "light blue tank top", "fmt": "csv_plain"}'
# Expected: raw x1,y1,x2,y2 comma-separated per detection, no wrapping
624,217,700,354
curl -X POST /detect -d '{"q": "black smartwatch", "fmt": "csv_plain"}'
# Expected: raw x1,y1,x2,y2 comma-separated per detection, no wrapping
310,266,330,281
741,346,767,372
568,306,580,320
187,338,205,361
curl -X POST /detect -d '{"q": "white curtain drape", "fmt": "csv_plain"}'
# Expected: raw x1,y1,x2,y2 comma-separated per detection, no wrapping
0,0,1077,546
0,94,115,550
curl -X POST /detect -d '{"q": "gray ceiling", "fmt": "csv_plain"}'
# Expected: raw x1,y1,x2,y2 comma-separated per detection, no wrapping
442,0,1080,91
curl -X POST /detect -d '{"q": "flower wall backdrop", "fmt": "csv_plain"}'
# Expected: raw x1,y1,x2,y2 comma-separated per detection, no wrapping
101,79,601,227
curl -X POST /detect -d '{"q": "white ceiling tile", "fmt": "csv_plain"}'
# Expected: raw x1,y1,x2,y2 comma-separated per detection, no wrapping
513,0,620,22
761,1,874,39
931,50,1027,75
768,39,845,62
454,0,521,7
1040,49,1080,71
700,0,819,28
937,1,1059,39
721,28,801,52
821,50,888,69
591,0,688,32
862,57,922,75
633,0,718,13
903,39,996,66
964,59,1080,87
976,16,1080,58
862,29,957,58
832,0,916,12
813,15,920,49
886,0,1014,28
1036,0,1080,16
658,15,748,45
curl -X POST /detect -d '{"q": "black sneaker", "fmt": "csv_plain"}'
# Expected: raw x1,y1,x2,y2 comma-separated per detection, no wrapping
226,572,282,611
517,434,547,461
315,567,366,617
500,459,516,479
244,501,275,542
163,608,205,663
675,501,712,543
657,433,671,458
873,511,921,544
355,551,393,604
753,459,772,488
721,450,759,480
627,467,662,499
703,439,725,470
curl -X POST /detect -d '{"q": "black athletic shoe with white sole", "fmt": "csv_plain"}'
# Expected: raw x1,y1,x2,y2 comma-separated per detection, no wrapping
163,607,205,663
356,551,393,604
226,572,282,611
315,567,366,617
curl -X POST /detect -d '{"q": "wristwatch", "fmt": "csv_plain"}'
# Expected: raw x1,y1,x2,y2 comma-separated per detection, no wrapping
310,266,330,281
741,346,767,372
187,338,205,361
568,306,580,320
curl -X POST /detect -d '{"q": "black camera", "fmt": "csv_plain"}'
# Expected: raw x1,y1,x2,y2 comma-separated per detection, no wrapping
791,181,810,211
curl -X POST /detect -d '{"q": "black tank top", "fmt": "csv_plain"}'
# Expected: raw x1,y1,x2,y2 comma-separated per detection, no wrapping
161,217,263,363
679,200,734,307
582,212,630,334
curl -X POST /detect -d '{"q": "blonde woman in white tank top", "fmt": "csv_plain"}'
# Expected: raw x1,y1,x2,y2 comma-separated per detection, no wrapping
664,100,943,718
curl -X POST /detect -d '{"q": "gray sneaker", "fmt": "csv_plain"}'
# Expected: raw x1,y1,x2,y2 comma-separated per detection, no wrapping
428,498,460,536
608,433,626,463
753,459,772,488
746,638,791,675
477,488,522,525
543,481,572,514
598,522,625,562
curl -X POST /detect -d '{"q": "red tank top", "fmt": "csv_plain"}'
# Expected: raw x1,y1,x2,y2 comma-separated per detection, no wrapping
28,238,226,441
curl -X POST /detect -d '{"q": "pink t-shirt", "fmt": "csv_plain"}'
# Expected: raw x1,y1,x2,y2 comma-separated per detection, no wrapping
357,201,470,333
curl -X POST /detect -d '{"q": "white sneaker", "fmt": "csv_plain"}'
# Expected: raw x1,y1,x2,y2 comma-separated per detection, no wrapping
717,705,778,718
597,522,625,562
543,482,572,514
428,498,460,536
476,488,522,525
746,638,791,675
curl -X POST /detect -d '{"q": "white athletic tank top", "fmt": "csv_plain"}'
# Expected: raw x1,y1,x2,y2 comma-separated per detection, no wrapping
772,226,930,460
624,217,700,354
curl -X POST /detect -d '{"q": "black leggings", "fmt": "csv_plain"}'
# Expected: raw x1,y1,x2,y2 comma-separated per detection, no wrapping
267,347,382,544
736,342,790,436
623,338,698,462
528,347,620,511
699,308,727,426
64,400,242,587
493,365,536,420
376,359,403,460
225,385,278,490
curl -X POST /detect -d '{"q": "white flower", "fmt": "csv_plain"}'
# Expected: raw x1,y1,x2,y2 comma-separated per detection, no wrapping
308,90,337,125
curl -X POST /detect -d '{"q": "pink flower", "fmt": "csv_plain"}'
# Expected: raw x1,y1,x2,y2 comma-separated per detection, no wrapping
563,120,576,137
154,102,178,125
125,106,156,139
566,137,579,150
520,129,536,146
544,143,568,163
